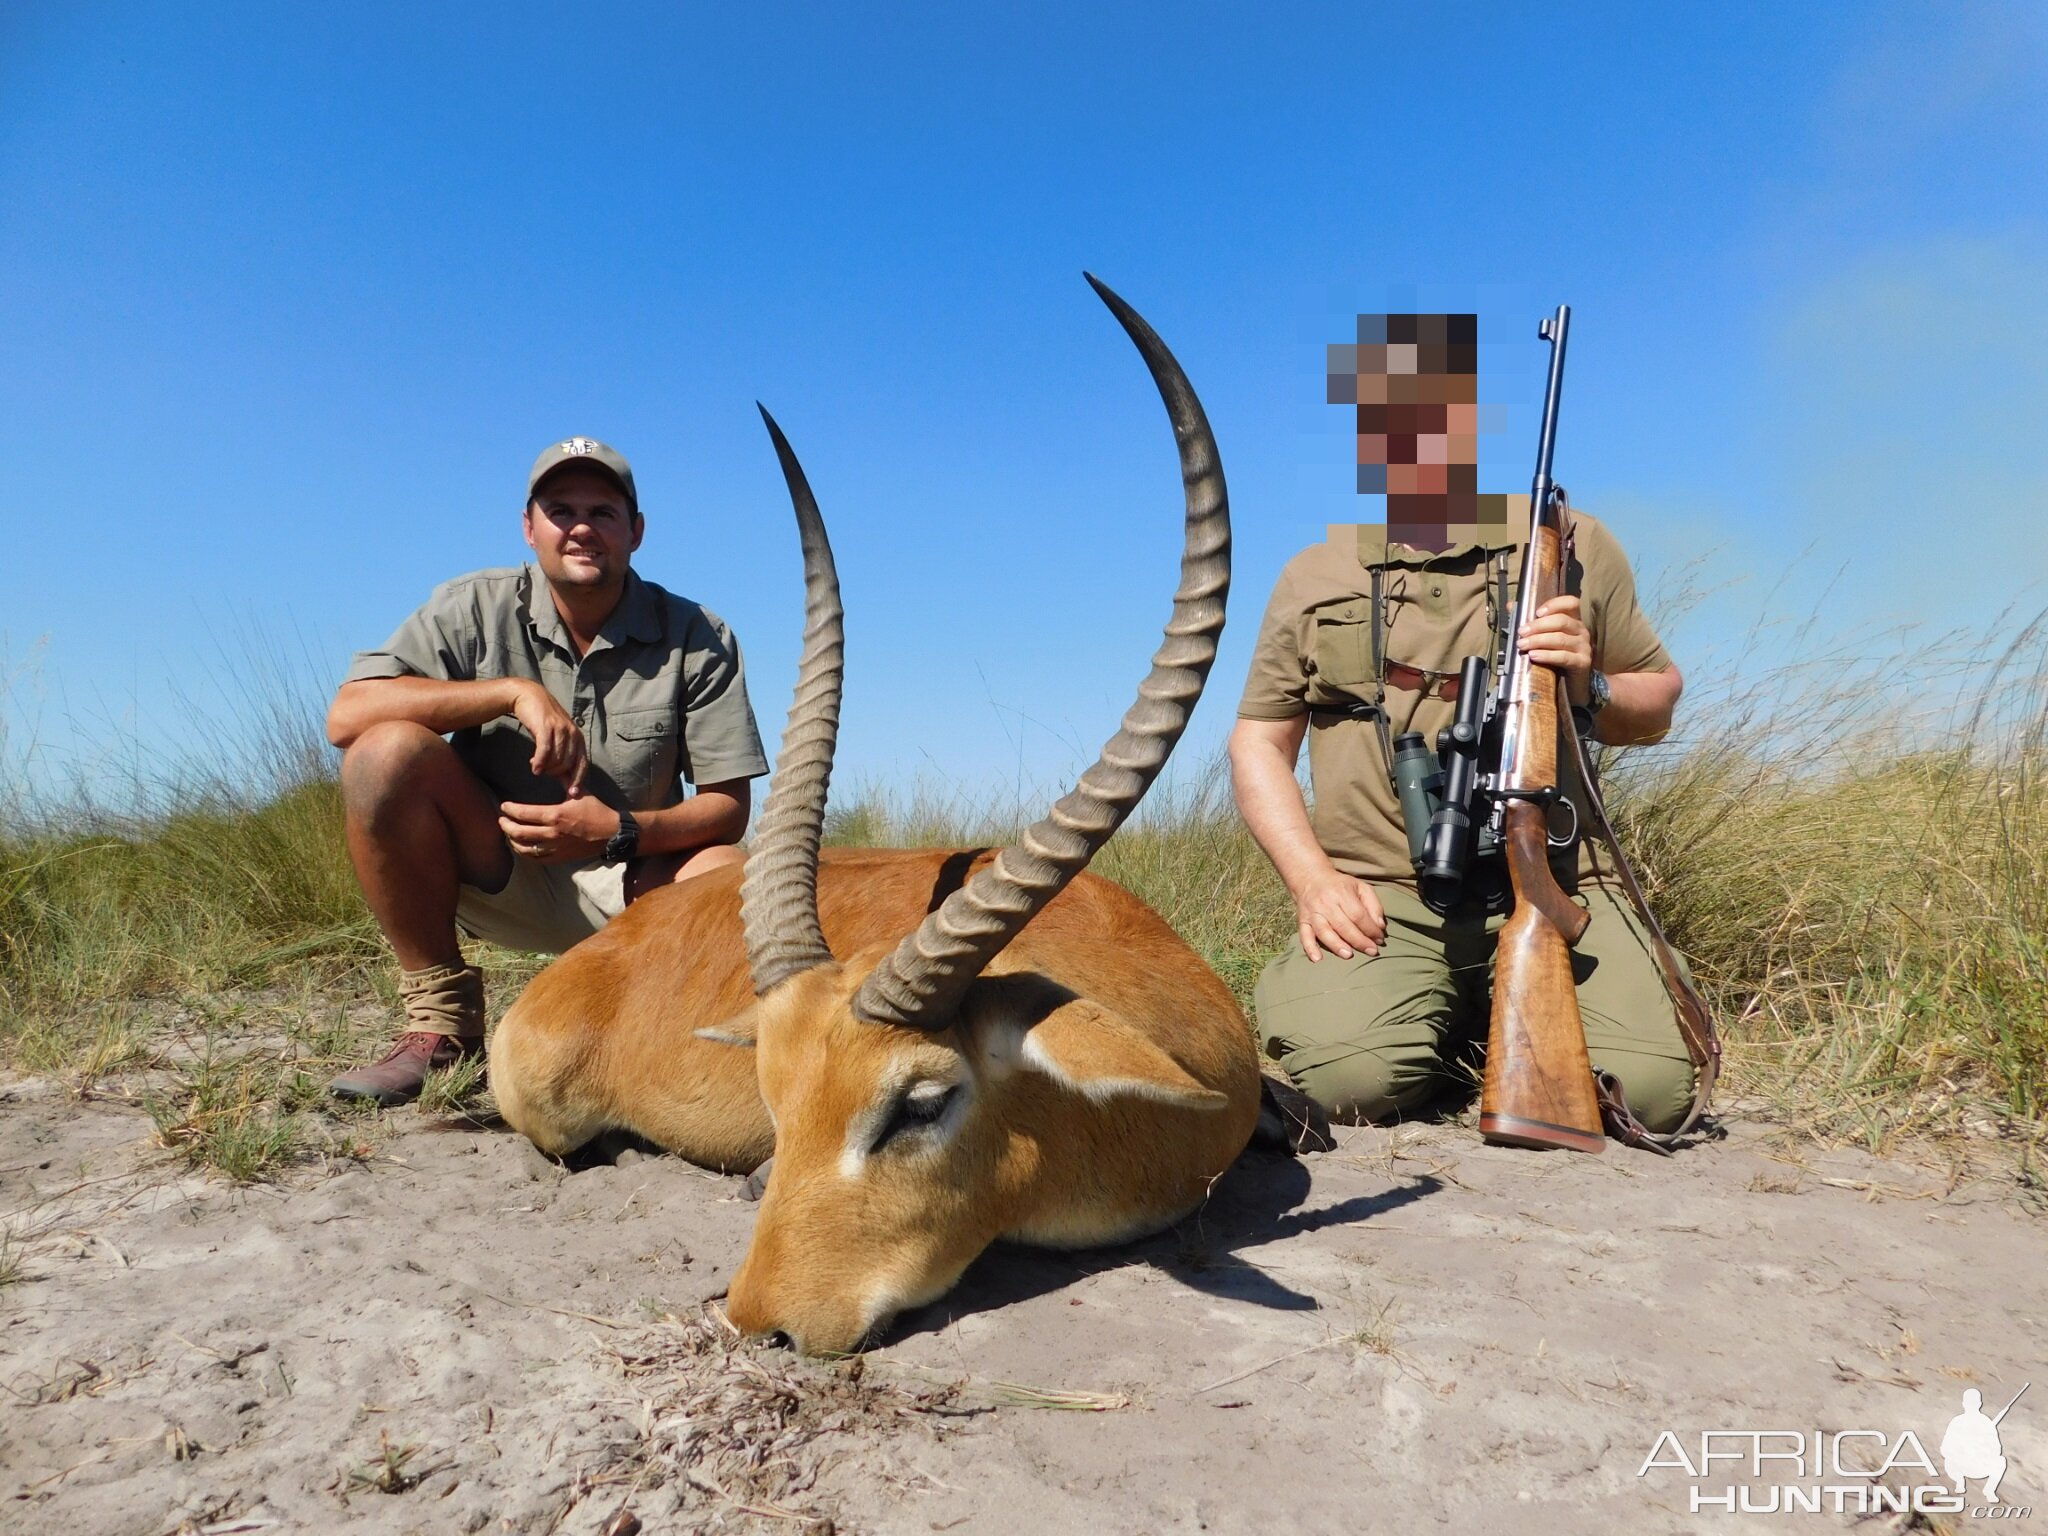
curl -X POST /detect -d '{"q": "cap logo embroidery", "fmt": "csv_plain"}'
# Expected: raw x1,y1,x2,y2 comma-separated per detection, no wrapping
560,437,600,456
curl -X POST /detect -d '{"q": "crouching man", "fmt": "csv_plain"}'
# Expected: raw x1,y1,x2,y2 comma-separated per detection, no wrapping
326,437,769,1104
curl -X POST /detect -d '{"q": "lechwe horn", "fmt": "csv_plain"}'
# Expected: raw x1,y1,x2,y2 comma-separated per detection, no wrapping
853,273,1229,1029
740,405,846,993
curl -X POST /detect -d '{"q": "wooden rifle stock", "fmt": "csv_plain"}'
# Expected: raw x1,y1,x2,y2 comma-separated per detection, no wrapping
1478,518,1605,1154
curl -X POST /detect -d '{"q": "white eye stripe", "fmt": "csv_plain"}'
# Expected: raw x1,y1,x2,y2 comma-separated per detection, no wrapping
903,1081,953,1115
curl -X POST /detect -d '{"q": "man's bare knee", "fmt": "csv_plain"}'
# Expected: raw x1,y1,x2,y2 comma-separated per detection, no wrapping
341,721,459,815
622,842,742,906
676,843,743,881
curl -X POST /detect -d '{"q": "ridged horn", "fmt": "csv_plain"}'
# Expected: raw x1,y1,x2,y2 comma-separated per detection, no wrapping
739,406,845,993
852,273,1229,1028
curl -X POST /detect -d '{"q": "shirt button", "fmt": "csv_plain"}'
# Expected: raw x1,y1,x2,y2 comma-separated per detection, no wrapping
1431,585,1444,597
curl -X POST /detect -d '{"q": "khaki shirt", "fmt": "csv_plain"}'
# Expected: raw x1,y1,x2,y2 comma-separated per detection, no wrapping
345,563,769,811
1237,508,1670,887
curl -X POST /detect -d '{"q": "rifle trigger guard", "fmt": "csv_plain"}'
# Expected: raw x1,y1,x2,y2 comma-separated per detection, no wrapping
1490,784,1578,848
1546,796,1579,850
1491,785,1561,806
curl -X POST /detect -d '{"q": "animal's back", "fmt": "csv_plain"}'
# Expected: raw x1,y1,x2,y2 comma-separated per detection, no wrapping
491,845,1257,1174
820,847,1253,1081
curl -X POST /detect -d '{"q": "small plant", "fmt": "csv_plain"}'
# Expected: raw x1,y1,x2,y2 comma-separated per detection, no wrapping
343,1430,430,1495
415,1053,489,1115
1346,1292,1402,1357
146,1046,305,1183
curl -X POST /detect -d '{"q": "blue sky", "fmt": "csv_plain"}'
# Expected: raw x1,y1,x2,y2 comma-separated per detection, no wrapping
4,2,2045,808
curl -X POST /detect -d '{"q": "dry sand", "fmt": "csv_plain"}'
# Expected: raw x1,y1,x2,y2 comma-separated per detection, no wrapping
5,1065,2043,1534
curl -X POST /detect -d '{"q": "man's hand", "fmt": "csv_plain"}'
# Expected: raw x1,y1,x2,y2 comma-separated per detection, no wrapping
508,679,588,790
1518,594,1594,706
499,795,620,865
1290,866,1386,962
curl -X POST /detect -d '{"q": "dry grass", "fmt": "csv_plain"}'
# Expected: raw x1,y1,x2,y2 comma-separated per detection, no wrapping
595,1311,971,1529
575,1308,1141,1529
1602,608,2048,1148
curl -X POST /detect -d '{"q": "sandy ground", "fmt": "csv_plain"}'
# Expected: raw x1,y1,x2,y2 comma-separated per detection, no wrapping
5,1064,2043,1535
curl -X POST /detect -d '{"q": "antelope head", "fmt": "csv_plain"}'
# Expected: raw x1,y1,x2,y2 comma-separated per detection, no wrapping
716,276,1237,1354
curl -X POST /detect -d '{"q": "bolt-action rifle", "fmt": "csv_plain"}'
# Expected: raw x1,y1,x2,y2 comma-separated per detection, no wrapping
1391,306,1719,1153
1473,306,1604,1151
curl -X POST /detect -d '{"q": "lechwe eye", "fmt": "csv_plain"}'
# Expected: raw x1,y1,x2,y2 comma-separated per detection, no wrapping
870,1080,962,1153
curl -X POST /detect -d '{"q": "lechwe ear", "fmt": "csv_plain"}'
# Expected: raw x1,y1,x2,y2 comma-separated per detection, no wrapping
972,982,1227,1110
694,1002,762,1049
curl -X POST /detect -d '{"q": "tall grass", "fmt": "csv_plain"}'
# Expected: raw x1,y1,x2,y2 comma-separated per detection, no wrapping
1603,611,2048,1142
821,760,1297,1006
2,612,2043,1150
1,689,375,1041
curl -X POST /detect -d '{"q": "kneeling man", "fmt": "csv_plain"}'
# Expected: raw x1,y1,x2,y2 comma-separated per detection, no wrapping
326,437,769,1103
1231,316,1695,1132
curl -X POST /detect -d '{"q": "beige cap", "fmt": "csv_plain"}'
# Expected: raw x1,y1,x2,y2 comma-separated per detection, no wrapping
527,437,637,506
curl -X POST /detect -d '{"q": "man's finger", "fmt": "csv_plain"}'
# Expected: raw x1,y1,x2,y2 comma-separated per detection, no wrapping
541,729,576,776
1322,909,1376,958
1338,882,1388,944
1298,920,1324,963
1306,915,1353,961
1357,906,1388,944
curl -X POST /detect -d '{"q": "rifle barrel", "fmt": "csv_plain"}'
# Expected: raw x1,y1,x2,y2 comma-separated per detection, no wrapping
1992,1382,2030,1425
1496,304,1572,784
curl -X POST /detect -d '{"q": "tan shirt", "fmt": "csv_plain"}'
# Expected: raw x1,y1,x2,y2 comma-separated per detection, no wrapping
1238,508,1670,886
345,563,769,811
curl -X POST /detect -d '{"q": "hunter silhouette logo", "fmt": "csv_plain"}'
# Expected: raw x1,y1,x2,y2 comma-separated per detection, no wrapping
1637,1381,2033,1516
1943,1385,2026,1504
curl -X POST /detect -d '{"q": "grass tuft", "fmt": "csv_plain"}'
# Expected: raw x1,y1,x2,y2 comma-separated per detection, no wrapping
145,1044,309,1182
416,1052,490,1115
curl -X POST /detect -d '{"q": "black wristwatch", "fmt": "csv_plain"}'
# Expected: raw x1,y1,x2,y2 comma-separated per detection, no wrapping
1586,669,1612,716
602,808,641,866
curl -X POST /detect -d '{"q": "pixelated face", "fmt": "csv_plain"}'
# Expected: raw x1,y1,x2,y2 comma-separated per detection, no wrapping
1329,313,1508,551
1330,313,1480,495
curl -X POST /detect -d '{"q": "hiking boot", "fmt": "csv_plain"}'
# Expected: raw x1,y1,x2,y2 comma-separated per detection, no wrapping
329,962,488,1106
328,1030,484,1107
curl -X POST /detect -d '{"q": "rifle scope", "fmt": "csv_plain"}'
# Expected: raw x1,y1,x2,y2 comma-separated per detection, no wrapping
1415,655,1493,914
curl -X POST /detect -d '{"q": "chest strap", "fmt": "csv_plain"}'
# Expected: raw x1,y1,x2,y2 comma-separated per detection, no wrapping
1385,662,1463,702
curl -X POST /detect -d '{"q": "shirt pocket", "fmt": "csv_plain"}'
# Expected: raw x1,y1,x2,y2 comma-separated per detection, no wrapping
602,707,680,807
1304,599,1376,701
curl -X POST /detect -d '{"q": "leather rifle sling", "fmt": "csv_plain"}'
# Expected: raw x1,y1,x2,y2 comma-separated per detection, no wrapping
1556,510,1720,1153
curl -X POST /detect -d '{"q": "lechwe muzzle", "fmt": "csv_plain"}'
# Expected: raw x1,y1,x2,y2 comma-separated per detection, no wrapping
488,275,1259,1355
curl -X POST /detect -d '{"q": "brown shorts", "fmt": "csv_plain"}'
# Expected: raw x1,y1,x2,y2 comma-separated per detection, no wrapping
455,857,626,955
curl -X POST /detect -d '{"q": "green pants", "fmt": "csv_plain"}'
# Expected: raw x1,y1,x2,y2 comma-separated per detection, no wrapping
1254,881,1695,1133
